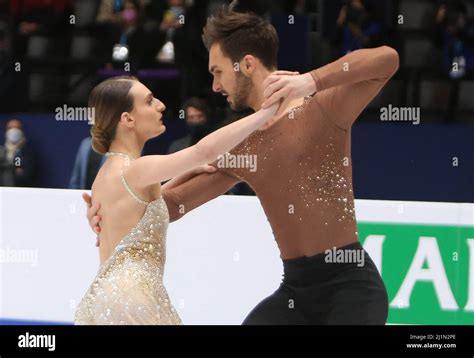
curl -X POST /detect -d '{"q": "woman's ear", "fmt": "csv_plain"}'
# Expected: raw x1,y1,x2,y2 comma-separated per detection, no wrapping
120,112,134,128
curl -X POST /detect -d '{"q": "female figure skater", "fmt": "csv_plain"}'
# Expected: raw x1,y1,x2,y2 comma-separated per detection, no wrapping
74,76,279,324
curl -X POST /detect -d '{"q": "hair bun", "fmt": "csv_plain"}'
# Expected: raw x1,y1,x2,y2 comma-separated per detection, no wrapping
91,126,110,155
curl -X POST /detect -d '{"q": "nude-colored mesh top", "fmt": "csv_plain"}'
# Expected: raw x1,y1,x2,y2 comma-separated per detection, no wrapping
163,47,399,259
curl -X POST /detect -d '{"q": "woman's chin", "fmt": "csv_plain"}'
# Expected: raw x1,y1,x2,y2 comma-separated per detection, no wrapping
157,125,166,135
148,127,166,140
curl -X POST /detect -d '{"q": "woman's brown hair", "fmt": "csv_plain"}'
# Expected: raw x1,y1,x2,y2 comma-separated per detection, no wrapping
89,76,138,155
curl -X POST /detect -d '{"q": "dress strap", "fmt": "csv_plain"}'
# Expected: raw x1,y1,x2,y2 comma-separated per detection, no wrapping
120,169,150,206
105,151,150,206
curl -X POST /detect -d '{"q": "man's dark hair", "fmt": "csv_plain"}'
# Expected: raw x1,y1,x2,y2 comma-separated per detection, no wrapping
202,1,279,70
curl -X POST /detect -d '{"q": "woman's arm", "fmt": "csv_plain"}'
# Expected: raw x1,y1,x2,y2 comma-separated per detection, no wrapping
126,104,278,189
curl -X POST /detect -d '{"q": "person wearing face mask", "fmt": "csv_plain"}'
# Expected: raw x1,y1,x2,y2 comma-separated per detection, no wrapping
109,0,142,64
0,119,37,187
168,97,212,154
95,0,154,66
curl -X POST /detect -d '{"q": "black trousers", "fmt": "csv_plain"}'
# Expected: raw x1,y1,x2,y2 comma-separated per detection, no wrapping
242,242,388,325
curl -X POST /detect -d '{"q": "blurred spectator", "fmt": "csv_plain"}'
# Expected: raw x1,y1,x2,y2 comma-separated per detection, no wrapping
9,0,71,57
96,0,164,68
157,0,185,63
0,144,11,186
168,97,212,153
159,0,185,33
0,26,17,112
0,119,37,187
433,0,474,79
69,136,105,190
174,0,213,98
0,0,9,23
229,0,273,16
333,0,382,55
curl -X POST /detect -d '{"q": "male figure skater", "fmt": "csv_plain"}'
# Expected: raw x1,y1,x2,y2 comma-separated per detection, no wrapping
85,5,399,324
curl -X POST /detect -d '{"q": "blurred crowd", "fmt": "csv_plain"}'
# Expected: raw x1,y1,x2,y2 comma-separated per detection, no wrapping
0,0,473,189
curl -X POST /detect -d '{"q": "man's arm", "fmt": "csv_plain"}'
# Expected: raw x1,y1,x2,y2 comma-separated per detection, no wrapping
83,167,239,245
162,164,216,191
263,46,399,130
163,168,241,222
309,46,399,130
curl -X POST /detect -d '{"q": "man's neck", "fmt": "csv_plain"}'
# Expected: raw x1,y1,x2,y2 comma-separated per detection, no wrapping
245,67,307,131
248,67,305,111
247,68,274,111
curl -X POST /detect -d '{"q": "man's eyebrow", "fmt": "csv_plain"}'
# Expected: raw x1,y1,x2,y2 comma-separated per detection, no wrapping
145,92,153,100
209,65,218,74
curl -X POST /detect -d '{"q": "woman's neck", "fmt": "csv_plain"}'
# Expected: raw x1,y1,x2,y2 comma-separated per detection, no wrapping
108,140,143,159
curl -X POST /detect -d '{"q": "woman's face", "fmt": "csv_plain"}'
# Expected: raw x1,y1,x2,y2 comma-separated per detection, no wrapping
128,81,166,140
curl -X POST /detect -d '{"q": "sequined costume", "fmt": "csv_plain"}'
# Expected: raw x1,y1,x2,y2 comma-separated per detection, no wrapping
75,153,181,325
161,46,399,324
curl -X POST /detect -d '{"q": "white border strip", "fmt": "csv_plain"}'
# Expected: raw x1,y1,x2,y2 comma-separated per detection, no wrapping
354,199,474,226
1,187,473,227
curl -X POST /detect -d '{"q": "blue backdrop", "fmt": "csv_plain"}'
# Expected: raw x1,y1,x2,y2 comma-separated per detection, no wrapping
0,114,472,203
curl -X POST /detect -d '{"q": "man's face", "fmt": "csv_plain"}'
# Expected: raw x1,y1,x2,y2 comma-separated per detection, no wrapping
209,43,252,111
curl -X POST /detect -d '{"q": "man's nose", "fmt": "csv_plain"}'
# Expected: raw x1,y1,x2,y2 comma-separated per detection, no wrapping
212,78,221,93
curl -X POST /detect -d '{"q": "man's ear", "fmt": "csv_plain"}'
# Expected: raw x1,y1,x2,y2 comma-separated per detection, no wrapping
239,55,257,77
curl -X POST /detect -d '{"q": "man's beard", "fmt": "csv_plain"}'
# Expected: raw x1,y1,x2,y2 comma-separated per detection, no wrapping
230,72,253,111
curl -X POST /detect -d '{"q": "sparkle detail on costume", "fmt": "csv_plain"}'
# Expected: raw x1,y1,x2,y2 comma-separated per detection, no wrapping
74,154,181,325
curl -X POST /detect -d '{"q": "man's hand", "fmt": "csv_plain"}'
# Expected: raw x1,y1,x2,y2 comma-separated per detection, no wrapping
262,71,317,116
82,193,101,247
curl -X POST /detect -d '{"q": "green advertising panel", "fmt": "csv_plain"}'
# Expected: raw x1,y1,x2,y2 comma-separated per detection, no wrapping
359,223,474,324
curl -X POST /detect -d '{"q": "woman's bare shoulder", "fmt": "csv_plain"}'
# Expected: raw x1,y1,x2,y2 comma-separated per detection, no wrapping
91,162,122,203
